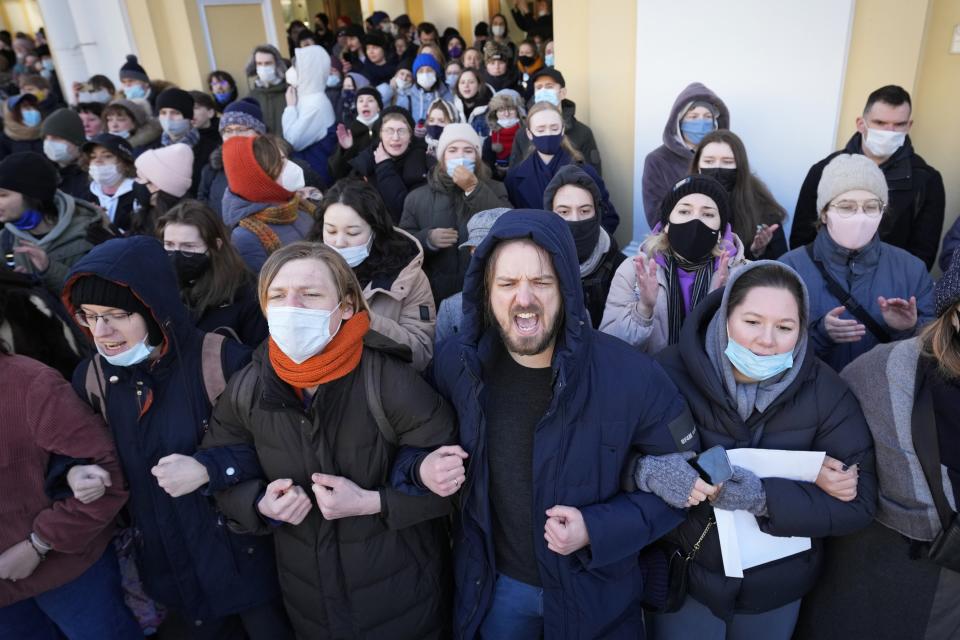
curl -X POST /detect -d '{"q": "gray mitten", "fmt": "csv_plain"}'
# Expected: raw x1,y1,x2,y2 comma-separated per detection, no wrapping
710,466,767,516
634,453,700,509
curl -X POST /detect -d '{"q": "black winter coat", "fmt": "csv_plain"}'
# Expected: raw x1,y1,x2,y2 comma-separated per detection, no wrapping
582,239,625,329
654,289,877,618
202,332,457,639
56,163,94,202
193,280,268,348
350,140,434,224
789,134,945,270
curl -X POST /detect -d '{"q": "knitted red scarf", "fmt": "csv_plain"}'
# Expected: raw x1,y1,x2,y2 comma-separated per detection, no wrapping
268,311,370,390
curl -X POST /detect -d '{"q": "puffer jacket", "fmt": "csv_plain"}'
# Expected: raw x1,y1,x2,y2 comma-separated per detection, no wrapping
201,332,457,639
1,190,108,295
363,228,436,371
433,210,694,639
779,229,934,371
641,83,729,227
600,226,747,355
60,236,282,624
654,261,876,619
399,168,510,305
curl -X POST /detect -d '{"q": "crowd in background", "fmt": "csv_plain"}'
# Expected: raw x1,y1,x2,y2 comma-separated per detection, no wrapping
0,2,958,639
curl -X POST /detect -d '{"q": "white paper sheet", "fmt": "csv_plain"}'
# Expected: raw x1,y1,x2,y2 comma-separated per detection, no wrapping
713,449,826,578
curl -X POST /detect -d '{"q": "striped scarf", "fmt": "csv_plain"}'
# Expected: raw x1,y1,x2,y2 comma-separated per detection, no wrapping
238,197,303,254
666,254,713,345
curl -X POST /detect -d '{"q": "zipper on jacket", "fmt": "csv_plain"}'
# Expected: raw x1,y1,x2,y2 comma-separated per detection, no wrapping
135,380,145,414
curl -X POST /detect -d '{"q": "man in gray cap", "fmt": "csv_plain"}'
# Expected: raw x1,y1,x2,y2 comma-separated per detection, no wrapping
435,207,511,343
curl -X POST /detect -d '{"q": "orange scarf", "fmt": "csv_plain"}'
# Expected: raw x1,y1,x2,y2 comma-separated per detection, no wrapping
269,311,370,389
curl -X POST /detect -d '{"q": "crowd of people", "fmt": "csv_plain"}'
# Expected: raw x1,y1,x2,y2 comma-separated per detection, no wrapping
0,3,958,639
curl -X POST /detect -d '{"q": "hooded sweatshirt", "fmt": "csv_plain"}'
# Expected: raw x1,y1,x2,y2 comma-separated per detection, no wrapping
641,82,729,226
282,45,336,151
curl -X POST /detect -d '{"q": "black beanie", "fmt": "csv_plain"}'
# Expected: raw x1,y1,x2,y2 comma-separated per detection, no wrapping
0,152,58,202
119,54,149,83
356,86,383,110
156,87,194,119
69,275,163,345
659,174,731,230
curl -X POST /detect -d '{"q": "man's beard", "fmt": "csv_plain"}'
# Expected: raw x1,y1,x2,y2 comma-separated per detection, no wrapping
487,301,563,357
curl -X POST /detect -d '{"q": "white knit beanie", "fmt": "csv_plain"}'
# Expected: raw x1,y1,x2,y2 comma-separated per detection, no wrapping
436,123,482,161
816,153,888,213
134,143,194,198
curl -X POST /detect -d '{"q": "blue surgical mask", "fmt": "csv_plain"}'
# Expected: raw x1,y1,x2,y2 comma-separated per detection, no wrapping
97,336,156,367
326,74,341,88
21,109,41,127
724,334,794,381
123,84,147,100
544,53,554,67
213,92,231,104
331,234,374,268
445,73,459,88
680,118,715,145
534,88,560,106
160,117,191,137
113,129,131,139
41,59,54,72
446,156,476,176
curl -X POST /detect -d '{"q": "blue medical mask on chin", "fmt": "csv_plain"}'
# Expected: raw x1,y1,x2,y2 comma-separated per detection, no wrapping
680,119,715,145
97,336,156,367
13,209,42,231
446,156,476,175
724,334,794,381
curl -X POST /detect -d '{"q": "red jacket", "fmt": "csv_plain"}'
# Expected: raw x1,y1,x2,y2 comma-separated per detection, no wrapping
0,354,128,606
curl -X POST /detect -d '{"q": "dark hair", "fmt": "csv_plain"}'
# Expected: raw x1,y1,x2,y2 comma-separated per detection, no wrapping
206,70,238,104
445,34,466,54
22,195,57,224
690,129,786,248
726,264,807,329
80,142,136,177
315,13,329,26
864,85,911,115
310,179,418,289
156,199,254,316
481,238,564,333
76,102,104,117
490,13,509,36
10,93,39,125
87,74,116,95
189,90,216,111
417,22,438,36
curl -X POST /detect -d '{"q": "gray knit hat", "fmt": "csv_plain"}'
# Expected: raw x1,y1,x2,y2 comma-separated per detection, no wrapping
816,153,888,213
460,208,510,248
935,251,960,317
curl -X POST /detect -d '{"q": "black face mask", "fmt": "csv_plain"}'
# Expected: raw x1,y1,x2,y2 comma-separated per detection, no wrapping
567,216,600,264
167,250,211,286
700,167,737,192
518,55,535,67
666,218,720,262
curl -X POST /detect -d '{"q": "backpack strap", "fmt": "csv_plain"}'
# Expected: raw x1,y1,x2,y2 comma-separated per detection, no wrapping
229,364,259,424
84,355,109,425
911,357,956,529
201,332,228,405
805,244,892,343
363,351,397,446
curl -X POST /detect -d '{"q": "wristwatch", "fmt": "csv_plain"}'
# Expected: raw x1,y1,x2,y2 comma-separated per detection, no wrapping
28,532,51,560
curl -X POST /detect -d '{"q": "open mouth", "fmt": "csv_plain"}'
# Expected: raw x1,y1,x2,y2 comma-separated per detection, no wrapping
359,108,373,117
514,311,540,335
97,340,129,356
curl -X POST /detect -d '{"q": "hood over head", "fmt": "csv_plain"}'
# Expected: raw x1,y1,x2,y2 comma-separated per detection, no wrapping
662,82,730,157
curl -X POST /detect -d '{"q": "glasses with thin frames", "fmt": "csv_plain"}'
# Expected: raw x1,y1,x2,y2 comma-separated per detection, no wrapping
74,310,135,328
829,199,885,218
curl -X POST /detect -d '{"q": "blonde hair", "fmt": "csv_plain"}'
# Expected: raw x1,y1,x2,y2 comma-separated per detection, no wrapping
525,102,583,163
920,303,960,379
257,241,369,315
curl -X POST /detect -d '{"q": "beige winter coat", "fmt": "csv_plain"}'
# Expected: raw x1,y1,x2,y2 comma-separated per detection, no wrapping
364,228,436,371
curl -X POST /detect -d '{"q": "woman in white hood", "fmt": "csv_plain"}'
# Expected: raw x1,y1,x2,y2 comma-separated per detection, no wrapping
281,45,338,186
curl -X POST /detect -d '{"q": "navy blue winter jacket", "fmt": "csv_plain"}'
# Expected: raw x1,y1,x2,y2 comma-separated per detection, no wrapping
62,236,281,623
432,210,694,639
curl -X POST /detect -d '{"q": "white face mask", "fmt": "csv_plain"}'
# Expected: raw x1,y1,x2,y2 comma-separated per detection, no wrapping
491,25,506,37
826,211,882,250
112,129,131,139
863,128,906,158
276,160,305,191
79,89,111,104
331,233,374,268
43,139,75,164
395,78,411,92
256,65,277,84
356,112,379,126
89,163,123,186
267,304,341,364
497,116,519,128
417,71,436,90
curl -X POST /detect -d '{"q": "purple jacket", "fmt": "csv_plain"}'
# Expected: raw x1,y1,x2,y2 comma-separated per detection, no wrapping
641,83,729,227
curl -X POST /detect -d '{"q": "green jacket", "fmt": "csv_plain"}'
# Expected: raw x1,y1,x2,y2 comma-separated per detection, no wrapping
248,79,288,137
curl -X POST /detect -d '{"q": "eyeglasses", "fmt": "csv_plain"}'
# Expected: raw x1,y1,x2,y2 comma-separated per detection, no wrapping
381,127,410,139
829,199,885,217
74,310,135,328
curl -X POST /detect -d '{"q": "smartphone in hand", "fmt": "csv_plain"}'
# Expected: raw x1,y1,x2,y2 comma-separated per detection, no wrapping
689,445,734,485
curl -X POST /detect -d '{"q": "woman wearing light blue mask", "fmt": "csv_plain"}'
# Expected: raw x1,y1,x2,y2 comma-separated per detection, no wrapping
62,236,294,639
311,179,436,371
0,93,44,158
634,261,876,640
400,122,510,304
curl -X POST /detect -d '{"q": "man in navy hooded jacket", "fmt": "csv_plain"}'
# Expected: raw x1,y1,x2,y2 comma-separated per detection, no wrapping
415,210,699,638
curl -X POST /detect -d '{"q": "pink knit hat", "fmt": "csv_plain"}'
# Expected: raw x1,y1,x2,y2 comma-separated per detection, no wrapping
134,143,194,197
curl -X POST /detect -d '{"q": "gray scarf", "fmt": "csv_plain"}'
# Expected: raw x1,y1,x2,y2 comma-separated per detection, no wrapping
704,261,810,422
579,227,611,278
